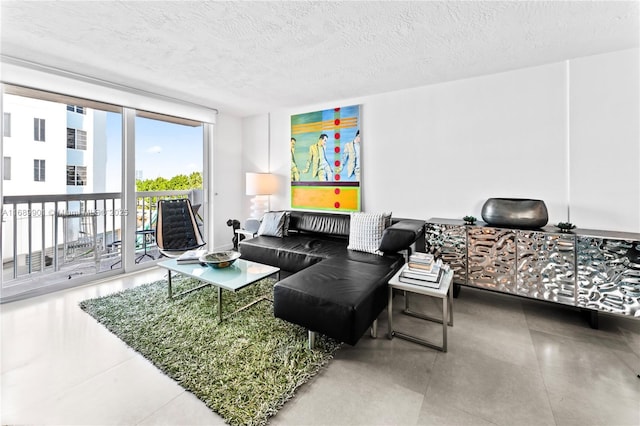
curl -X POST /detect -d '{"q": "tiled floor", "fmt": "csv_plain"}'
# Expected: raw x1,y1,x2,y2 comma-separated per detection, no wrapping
2,245,160,302
2,268,639,425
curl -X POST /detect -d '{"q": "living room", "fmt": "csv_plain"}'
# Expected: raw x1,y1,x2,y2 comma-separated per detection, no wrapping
1,1,639,425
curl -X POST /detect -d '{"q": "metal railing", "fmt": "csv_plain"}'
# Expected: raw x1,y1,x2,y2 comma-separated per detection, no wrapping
2,190,194,284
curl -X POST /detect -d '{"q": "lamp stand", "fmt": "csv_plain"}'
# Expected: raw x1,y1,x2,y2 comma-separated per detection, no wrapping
249,195,269,219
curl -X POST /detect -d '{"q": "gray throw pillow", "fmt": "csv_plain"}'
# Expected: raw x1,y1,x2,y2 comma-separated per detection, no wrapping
257,211,286,237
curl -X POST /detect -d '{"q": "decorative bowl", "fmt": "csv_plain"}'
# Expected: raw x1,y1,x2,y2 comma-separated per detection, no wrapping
481,198,548,229
199,251,241,269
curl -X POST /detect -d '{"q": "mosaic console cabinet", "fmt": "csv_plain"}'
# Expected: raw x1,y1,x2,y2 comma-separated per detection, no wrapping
425,218,640,325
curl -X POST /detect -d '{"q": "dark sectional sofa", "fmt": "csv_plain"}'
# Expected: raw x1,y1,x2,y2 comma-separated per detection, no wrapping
239,210,425,346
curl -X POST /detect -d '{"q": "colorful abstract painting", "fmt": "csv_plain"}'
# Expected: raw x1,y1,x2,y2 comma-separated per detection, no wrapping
290,105,361,212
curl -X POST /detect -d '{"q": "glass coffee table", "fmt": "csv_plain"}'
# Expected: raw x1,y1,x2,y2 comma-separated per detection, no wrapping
158,258,280,321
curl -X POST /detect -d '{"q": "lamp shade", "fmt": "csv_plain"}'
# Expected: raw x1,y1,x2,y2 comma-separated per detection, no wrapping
245,172,277,196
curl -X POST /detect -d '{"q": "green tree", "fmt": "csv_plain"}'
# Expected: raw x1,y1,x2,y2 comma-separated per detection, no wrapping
135,172,202,191
136,172,203,219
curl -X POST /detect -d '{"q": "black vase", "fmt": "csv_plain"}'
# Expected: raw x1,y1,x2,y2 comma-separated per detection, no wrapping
481,198,548,229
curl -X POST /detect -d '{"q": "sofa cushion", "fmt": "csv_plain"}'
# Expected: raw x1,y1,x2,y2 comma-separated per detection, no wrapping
239,234,348,273
347,212,391,255
289,211,350,237
239,236,281,267
273,256,401,345
276,235,347,272
257,211,286,237
344,249,403,268
378,219,425,253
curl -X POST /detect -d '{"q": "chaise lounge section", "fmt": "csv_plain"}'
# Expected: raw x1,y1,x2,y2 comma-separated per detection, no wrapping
239,210,425,346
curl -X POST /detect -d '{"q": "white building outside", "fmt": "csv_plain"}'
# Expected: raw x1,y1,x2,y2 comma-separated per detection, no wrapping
2,93,107,267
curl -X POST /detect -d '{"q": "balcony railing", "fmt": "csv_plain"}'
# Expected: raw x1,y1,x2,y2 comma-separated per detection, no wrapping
2,190,197,299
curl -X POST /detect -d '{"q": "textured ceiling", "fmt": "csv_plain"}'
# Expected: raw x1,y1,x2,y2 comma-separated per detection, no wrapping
1,1,638,117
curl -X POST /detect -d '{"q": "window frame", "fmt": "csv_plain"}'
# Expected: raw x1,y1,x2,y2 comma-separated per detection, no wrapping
66,165,87,186
2,83,212,283
34,118,46,141
3,112,10,137
3,156,11,180
66,105,85,114
66,128,87,150
33,159,45,182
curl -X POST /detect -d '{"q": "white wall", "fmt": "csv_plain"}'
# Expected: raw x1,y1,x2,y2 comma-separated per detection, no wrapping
210,113,243,250
569,49,640,232
240,114,273,218
250,48,639,233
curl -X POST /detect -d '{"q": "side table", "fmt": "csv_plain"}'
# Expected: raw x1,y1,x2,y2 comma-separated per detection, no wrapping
135,229,156,263
235,229,256,240
388,266,454,352
233,228,256,251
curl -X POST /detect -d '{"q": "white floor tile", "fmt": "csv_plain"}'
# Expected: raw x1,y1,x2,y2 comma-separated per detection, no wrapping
1,270,639,425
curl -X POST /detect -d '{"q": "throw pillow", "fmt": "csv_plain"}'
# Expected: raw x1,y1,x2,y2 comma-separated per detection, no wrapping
283,211,291,236
257,211,286,237
347,212,391,256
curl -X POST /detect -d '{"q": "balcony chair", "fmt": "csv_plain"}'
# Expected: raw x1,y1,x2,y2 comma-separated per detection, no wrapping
155,199,206,258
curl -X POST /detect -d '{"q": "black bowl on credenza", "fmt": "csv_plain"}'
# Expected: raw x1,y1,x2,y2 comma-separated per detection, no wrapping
481,198,549,229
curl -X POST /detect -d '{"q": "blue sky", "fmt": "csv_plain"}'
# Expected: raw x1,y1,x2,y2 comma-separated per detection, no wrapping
105,113,203,191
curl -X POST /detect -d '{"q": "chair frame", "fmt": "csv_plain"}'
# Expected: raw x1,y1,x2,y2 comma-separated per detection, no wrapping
155,198,206,258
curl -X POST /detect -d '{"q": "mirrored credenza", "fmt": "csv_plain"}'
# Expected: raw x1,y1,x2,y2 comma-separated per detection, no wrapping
425,218,640,326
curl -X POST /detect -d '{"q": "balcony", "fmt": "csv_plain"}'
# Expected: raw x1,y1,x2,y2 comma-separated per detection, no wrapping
1,190,201,302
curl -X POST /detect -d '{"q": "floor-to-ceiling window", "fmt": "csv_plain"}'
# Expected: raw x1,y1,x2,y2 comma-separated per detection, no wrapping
1,86,123,299
132,112,203,265
0,84,208,302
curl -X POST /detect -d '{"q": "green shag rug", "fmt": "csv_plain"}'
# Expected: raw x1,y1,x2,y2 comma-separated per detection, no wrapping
79,277,341,426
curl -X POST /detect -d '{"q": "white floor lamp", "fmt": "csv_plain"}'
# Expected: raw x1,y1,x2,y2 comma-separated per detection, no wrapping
245,172,277,220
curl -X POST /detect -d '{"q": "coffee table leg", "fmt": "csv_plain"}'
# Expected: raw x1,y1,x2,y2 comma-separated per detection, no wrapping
388,286,394,339
218,286,223,322
167,271,173,299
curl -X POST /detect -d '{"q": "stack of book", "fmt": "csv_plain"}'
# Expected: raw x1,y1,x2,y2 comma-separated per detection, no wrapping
399,253,443,288
176,249,208,264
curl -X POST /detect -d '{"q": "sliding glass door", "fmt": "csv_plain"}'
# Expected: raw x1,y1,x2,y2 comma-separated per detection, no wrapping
132,112,203,266
1,85,123,298
0,84,207,301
